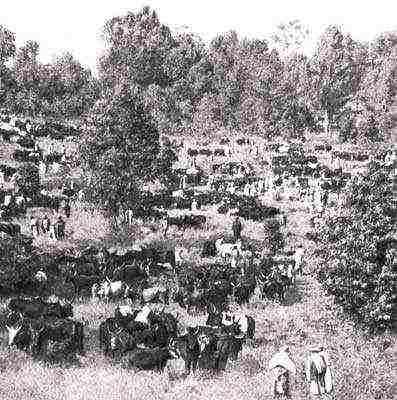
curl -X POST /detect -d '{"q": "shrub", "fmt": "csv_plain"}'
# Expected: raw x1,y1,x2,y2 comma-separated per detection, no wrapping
15,163,40,197
315,163,395,333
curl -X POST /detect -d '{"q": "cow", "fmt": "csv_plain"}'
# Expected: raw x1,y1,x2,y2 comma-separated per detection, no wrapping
66,270,101,298
99,314,163,357
8,297,73,319
141,285,169,305
105,326,147,357
34,317,85,358
230,278,257,305
114,305,139,321
5,312,37,354
126,346,178,371
0,222,21,237
168,331,200,373
99,317,123,356
92,279,129,302
201,239,217,258
215,238,242,259
193,326,238,372
163,214,206,236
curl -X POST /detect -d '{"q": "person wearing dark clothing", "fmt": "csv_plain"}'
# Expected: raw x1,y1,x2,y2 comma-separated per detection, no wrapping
56,215,65,240
232,216,243,242
64,201,71,218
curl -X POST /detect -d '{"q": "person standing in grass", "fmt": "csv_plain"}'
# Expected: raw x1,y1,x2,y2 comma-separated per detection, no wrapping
232,215,243,242
305,345,334,399
268,345,296,399
41,214,50,234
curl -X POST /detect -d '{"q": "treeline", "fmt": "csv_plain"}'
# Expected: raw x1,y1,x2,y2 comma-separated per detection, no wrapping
0,29,99,119
1,6,397,141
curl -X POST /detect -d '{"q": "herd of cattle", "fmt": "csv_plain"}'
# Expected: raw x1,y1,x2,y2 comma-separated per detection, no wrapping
2,294,255,372
0,233,300,371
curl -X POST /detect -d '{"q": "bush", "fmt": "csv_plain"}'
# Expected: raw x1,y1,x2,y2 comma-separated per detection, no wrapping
315,164,395,333
0,238,37,295
15,163,40,197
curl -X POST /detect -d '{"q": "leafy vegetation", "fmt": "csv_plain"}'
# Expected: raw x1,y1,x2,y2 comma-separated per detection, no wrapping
1,7,396,142
315,164,395,333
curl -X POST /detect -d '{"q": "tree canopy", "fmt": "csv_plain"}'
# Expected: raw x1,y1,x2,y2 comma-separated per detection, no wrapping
80,85,174,214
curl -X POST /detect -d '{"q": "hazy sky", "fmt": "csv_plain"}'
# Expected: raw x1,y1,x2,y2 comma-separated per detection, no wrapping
1,0,396,73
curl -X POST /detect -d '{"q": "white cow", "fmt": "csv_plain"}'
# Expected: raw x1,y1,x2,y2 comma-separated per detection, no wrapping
215,238,242,259
93,279,129,302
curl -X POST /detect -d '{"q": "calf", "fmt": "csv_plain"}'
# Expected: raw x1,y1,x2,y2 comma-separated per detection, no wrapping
126,347,177,371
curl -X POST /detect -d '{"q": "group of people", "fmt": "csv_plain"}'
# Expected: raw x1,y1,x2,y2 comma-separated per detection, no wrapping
30,213,66,241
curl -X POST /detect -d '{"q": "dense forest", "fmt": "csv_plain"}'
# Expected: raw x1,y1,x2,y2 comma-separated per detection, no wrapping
1,6,396,142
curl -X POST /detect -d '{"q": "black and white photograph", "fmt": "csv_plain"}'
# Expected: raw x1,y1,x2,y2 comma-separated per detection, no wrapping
0,1,395,399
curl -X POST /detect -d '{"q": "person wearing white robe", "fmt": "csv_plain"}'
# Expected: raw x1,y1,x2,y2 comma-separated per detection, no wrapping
305,345,334,398
294,245,305,275
268,346,296,398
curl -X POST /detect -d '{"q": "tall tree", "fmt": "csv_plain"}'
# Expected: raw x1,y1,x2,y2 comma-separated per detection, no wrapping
0,25,16,106
99,6,176,89
80,85,166,214
309,26,367,134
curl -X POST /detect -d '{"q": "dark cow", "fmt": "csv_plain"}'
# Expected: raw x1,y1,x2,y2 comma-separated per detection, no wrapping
163,214,206,236
126,346,177,371
112,262,149,284
194,326,238,372
168,330,200,373
114,305,139,321
5,312,83,359
16,135,35,149
12,149,40,163
99,315,156,357
230,278,257,305
65,269,102,297
14,119,27,131
8,297,73,319
43,152,63,164
34,317,84,358
201,239,217,257
5,312,37,354
0,164,17,178
99,317,122,356
176,285,208,314
0,221,21,237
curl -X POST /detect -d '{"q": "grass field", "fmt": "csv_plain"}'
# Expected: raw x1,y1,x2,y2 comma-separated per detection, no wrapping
0,207,395,400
